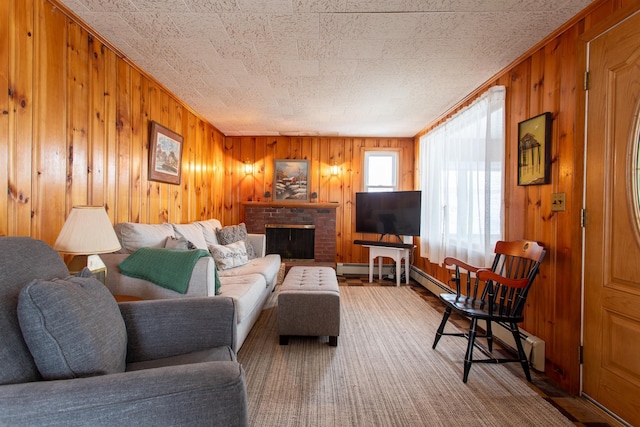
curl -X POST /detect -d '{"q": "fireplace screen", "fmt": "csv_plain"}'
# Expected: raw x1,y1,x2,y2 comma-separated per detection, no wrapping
265,224,315,260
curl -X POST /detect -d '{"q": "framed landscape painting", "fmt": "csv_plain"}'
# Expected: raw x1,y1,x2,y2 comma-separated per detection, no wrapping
273,159,309,201
148,121,184,185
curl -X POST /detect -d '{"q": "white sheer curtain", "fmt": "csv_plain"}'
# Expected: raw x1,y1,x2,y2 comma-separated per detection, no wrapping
419,86,505,267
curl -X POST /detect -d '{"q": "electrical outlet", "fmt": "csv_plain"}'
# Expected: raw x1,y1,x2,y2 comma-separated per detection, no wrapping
551,192,566,212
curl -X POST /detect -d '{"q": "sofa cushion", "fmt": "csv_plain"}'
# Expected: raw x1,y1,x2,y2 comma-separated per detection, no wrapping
172,223,208,250
217,254,282,287
195,219,222,246
218,274,267,324
216,223,256,260
114,222,175,253
209,241,249,270
17,276,127,380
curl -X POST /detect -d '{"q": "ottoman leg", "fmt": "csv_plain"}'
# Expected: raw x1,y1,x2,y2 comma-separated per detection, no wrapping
279,335,289,345
329,336,338,347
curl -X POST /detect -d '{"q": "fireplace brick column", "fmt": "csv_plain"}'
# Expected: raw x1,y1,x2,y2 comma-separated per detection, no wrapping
243,203,338,263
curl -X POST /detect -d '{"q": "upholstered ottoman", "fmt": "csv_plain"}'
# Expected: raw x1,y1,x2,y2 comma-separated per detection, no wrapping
278,266,340,346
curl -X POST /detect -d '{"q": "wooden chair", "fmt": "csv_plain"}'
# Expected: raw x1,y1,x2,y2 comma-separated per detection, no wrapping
432,240,546,383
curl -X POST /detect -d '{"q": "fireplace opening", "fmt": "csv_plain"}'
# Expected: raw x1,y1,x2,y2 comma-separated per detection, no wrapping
265,224,315,260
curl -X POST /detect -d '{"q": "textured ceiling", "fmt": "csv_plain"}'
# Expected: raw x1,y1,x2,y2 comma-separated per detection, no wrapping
57,0,593,137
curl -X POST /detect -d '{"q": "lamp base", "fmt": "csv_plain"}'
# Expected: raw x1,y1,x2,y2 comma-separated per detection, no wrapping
67,255,107,284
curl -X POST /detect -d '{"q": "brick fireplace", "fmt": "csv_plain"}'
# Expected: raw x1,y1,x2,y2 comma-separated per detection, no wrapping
242,202,338,264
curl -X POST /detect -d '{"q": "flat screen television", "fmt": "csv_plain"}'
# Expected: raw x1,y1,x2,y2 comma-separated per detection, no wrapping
355,190,421,239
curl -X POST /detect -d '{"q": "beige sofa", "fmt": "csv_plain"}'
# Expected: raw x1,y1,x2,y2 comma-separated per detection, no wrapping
101,219,281,350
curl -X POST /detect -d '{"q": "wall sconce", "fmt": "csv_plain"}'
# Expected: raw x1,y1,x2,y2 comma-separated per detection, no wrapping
244,160,253,175
330,162,339,176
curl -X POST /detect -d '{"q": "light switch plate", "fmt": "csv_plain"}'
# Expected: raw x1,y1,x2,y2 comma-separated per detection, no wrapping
551,192,566,212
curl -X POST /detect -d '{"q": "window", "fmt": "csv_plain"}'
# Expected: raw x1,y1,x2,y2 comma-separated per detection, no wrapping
419,86,505,266
364,151,398,192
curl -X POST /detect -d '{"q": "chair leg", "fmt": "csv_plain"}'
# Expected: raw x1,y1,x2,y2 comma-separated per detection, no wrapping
463,318,479,383
510,323,531,382
432,307,452,349
486,320,493,352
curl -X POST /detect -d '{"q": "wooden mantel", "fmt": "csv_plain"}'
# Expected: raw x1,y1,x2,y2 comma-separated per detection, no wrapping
241,201,340,209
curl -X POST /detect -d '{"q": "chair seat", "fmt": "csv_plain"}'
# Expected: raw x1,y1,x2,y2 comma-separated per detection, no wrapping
439,293,525,323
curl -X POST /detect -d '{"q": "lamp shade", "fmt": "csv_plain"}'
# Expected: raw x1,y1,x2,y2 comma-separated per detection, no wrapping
53,206,121,255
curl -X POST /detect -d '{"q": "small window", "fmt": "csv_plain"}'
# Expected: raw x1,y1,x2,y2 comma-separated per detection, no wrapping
364,151,398,192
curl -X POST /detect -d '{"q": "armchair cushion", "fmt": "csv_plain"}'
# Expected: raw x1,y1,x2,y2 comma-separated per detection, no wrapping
17,275,127,380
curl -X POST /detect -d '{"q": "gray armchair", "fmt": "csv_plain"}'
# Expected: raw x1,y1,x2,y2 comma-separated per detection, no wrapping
0,237,248,426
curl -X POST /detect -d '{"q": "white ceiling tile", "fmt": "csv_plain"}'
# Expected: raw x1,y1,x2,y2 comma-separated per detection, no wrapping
293,0,346,13
279,59,320,77
182,0,241,13
120,12,183,38
254,39,300,59
219,14,272,39
168,13,228,39
75,0,137,12
270,13,320,39
237,0,294,14
128,0,189,12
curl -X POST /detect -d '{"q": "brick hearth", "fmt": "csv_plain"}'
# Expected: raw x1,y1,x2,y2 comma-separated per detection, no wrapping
243,202,338,263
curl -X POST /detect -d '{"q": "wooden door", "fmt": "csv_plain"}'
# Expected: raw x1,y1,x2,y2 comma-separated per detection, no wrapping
583,10,640,426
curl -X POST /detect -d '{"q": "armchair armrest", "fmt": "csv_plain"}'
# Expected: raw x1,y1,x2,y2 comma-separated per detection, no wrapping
118,297,238,359
101,253,214,299
443,257,485,296
443,256,481,274
248,234,266,257
476,269,530,289
0,362,248,426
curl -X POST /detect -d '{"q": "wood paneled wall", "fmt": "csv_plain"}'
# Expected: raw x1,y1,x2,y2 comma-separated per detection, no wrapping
224,136,414,264
1,0,226,246
413,0,638,394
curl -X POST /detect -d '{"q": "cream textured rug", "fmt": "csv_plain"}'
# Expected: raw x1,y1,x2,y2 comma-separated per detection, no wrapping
237,286,572,427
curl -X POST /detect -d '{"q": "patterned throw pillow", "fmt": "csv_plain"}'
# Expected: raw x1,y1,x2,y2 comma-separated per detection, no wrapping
215,223,256,260
209,241,249,270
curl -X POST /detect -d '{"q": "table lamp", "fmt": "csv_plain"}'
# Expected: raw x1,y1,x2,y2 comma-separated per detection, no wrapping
53,206,122,275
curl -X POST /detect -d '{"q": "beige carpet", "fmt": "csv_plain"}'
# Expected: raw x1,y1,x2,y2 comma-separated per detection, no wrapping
237,286,572,427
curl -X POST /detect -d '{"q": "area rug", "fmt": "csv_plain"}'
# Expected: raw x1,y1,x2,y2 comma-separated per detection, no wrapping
237,286,572,427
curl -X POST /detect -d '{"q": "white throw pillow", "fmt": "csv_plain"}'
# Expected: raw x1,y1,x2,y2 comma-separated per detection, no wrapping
209,241,249,270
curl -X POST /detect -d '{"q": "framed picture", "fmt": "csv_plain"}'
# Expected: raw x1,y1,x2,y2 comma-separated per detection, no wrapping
518,112,552,186
274,159,310,201
148,121,184,185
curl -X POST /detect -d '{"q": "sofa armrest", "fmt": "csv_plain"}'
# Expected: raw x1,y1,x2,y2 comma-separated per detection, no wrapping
0,362,248,427
248,234,266,258
101,253,214,299
118,297,237,359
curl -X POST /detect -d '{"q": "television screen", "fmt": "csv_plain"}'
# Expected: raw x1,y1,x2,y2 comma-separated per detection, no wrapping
355,191,421,237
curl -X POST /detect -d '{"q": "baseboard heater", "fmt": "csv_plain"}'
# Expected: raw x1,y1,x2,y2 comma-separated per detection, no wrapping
409,266,546,372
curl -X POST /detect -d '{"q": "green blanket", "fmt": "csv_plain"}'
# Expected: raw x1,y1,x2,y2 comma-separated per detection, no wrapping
118,248,212,294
